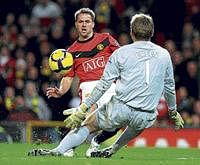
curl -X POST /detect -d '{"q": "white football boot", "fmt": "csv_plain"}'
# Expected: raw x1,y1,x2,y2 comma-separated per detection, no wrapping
90,146,114,158
63,149,74,157
86,137,100,157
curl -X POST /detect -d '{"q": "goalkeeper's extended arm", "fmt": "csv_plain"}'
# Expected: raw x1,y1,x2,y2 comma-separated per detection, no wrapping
163,58,184,130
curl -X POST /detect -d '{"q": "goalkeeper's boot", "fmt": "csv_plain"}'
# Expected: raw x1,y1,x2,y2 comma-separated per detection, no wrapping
90,147,114,158
86,136,100,157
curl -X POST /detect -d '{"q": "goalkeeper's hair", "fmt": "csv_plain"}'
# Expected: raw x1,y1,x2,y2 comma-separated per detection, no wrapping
130,13,154,41
74,8,95,22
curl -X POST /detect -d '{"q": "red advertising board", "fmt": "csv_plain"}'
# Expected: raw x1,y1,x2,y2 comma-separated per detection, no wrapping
127,128,200,148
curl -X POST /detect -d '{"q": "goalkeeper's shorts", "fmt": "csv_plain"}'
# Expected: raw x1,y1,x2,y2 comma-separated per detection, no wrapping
96,97,157,132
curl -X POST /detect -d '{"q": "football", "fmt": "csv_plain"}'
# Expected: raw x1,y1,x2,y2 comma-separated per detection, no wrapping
49,49,73,74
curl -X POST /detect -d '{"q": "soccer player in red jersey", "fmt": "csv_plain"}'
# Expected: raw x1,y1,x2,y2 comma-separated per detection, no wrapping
46,8,120,157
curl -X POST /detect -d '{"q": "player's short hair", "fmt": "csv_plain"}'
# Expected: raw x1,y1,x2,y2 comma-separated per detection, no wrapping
74,8,95,22
130,13,154,40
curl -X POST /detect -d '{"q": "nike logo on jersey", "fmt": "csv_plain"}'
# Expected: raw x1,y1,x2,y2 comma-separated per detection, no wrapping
75,53,82,58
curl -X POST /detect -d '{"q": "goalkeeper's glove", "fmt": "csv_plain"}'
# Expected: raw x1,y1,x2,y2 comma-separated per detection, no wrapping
169,110,184,130
63,103,88,129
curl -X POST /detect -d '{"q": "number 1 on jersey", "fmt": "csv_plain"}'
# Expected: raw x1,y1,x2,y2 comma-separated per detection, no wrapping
145,60,150,86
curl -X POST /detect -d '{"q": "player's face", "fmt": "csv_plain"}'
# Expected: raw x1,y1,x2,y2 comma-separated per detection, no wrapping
75,13,94,41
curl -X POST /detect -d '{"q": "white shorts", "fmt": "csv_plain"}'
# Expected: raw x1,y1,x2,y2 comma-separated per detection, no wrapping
96,97,157,132
79,81,116,108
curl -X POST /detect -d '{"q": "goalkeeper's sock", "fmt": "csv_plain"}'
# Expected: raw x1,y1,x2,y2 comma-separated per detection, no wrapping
95,129,119,144
52,126,89,154
111,127,143,153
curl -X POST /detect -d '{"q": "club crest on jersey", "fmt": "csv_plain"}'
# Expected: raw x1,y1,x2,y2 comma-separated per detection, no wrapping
97,44,104,51
83,56,105,72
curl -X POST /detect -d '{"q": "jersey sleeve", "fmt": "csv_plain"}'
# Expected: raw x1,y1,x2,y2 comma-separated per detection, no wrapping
63,66,75,77
108,34,120,52
163,52,177,111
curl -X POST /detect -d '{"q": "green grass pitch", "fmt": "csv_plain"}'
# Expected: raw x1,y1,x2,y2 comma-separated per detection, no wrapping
0,143,200,165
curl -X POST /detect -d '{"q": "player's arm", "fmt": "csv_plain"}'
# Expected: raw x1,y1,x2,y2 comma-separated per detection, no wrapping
46,76,73,98
164,52,184,130
163,53,176,111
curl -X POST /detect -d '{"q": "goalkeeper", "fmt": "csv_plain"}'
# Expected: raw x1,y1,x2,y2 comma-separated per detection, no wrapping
30,13,184,157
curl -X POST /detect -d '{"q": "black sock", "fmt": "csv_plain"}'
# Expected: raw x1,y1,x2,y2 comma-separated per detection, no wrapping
95,128,120,144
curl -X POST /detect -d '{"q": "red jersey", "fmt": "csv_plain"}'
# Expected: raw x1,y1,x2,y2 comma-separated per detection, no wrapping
65,33,120,83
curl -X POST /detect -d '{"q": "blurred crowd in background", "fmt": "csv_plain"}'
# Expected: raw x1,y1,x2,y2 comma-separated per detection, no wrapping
0,0,200,129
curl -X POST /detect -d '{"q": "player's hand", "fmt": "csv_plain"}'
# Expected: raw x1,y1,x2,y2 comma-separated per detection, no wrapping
169,110,184,130
46,87,62,98
63,103,88,129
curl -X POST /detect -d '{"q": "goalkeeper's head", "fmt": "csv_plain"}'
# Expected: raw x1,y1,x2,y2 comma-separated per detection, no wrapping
130,13,154,41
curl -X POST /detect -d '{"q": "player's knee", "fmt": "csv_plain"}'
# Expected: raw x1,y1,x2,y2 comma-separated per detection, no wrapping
83,114,99,133
86,124,97,133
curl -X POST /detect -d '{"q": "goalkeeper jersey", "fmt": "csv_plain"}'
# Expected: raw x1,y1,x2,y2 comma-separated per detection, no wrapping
85,41,176,112
65,32,120,83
